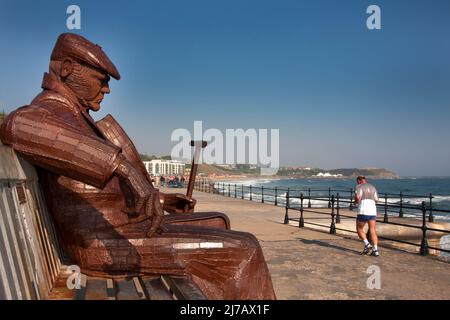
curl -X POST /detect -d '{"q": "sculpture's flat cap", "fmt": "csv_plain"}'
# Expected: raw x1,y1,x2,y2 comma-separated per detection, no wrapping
51,33,120,80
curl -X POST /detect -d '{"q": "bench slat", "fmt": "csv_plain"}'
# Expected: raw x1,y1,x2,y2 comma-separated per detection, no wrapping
115,278,141,300
106,279,116,300
84,278,109,300
142,277,174,300
161,275,207,300
132,277,147,299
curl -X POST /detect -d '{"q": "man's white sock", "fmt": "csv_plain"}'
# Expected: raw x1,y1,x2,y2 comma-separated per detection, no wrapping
363,239,369,246
373,245,378,251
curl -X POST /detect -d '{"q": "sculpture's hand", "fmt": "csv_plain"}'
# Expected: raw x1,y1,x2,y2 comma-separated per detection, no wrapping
173,194,196,211
146,191,167,237
115,154,152,216
115,155,166,236
161,193,196,213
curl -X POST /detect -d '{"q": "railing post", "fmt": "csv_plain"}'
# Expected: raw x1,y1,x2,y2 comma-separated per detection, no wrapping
336,193,341,224
228,183,231,197
241,184,244,199
330,195,336,234
274,187,278,206
299,193,305,228
308,188,311,208
284,188,290,224
420,201,429,256
261,186,264,203
349,188,354,211
383,193,389,223
399,192,404,218
250,185,253,201
428,193,434,222
234,184,237,198
328,188,331,208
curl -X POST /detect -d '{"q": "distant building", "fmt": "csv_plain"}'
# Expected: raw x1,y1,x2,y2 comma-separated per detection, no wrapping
143,159,185,176
316,172,343,178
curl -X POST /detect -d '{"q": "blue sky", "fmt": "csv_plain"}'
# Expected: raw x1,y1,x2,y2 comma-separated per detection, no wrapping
1,0,450,176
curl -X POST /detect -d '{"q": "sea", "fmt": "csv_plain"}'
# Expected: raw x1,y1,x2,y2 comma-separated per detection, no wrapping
217,177,450,222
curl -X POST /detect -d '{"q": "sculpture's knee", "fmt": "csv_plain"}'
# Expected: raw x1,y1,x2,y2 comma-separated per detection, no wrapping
230,231,262,257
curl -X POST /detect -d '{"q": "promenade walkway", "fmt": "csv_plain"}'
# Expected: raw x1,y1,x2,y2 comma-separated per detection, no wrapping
164,188,450,299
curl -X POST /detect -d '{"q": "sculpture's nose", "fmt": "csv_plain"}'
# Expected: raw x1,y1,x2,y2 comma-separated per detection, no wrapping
102,82,110,94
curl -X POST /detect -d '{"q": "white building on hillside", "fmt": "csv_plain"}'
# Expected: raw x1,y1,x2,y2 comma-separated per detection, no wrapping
316,172,343,178
143,159,185,176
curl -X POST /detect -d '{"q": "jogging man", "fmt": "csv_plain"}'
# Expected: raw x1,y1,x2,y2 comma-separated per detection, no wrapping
354,176,380,257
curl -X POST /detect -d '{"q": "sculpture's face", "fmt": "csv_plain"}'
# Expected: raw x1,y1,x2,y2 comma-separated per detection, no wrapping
61,59,111,112
80,66,111,111
73,65,110,112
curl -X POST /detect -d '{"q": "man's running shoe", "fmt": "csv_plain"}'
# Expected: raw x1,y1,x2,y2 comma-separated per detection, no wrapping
370,249,380,257
360,244,373,255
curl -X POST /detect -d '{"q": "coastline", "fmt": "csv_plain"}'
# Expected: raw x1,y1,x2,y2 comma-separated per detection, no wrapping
205,175,400,182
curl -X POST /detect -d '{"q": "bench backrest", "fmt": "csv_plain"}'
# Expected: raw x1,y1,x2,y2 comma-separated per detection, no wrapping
0,143,63,300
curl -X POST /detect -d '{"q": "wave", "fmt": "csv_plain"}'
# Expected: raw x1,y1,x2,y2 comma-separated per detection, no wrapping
214,188,450,222
383,195,450,205
215,179,280,187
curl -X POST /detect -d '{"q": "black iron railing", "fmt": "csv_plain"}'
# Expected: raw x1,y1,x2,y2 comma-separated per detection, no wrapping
192,180,450,256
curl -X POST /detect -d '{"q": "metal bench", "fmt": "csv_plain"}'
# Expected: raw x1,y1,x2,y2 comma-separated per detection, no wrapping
0,141,206,300
49,273,206,300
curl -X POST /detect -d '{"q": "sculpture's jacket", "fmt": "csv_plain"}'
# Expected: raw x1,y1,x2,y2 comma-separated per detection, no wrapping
1,72,135,232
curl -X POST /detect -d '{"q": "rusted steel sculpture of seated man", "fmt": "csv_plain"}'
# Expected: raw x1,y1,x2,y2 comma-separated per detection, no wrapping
0,33,276,299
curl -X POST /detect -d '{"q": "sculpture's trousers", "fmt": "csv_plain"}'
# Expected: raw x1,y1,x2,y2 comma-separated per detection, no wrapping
70,223,276,300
